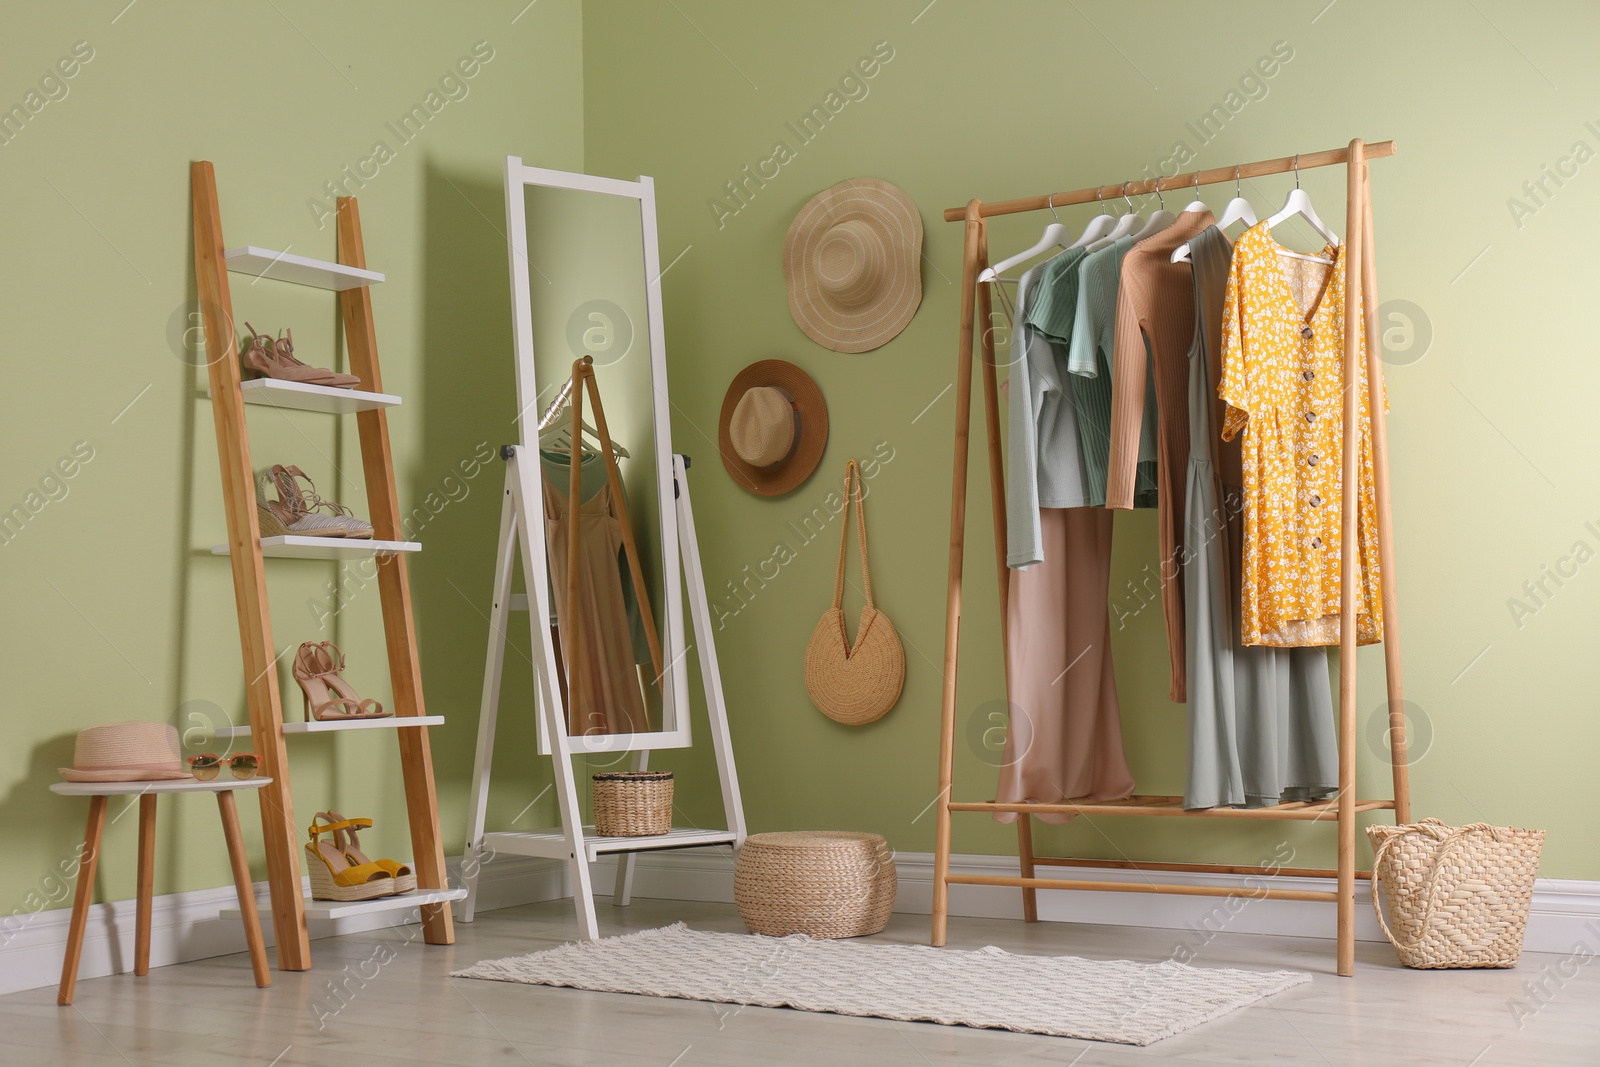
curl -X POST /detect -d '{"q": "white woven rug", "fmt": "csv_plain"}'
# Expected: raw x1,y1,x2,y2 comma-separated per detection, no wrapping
452,923,1311,1045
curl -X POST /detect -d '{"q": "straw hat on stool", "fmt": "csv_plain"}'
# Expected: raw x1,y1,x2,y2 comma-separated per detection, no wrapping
59,721,192,783
719,360,828,496
783,178,923,353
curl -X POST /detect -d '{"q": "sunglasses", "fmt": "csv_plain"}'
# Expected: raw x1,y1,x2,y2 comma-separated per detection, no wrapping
187,753,261,782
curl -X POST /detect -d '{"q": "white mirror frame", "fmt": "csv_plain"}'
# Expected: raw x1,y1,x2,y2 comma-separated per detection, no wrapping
503,157,691,754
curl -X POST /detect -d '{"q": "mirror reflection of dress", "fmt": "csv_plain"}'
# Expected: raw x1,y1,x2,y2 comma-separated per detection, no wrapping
541,458,649,736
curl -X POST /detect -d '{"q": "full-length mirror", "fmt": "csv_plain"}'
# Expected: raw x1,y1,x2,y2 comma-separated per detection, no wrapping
504,160,688,753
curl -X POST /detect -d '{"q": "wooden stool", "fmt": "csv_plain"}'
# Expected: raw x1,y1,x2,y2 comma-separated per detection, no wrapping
50,778,273,1005
734,831,896,939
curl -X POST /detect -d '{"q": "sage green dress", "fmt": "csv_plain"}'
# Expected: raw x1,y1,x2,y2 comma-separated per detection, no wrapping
1181,225,1337,809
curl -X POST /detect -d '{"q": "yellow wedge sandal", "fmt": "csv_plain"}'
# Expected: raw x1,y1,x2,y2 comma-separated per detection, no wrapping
306,816,395,901
318,811,417,895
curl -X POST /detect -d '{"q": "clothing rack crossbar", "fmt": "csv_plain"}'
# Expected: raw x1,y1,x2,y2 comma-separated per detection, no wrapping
930,138,1408,977
941,140,1397,221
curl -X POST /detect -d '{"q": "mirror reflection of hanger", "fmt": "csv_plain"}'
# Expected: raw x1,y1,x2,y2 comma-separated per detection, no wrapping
1129,182,1176,242
1067,186,1119,250
1266,154,1337,263
537,371,630,458
1086,182,1144,252
979,192,1073,283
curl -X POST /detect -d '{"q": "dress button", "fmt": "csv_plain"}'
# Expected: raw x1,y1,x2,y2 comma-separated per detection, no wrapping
1304,411,1316,423
1309,492,1322,506
1302,369,1315,381
1307,454,1320,466
1301,325,1315,340
1310,537,1323,549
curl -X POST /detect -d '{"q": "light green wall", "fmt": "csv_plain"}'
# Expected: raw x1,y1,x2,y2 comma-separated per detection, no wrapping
0,2,584,919
4,0,1597,937
584,0,1600,879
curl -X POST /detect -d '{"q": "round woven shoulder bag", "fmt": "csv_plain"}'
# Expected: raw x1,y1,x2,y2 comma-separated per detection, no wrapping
803,460,905,725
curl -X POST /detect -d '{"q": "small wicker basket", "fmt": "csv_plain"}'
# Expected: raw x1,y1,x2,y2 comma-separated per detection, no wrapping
592,771,673,837
1367,818,1544,969
734,831,896,939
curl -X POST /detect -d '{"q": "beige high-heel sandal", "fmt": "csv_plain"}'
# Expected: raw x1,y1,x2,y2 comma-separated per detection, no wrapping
318,810,416,894
241,323,361,388
272,465,373,539
293,641,389,721
256,470,352,538
305,817,395,901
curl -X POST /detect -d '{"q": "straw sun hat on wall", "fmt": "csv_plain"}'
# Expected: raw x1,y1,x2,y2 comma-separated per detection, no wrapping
783,178,923,353
719,360,828,496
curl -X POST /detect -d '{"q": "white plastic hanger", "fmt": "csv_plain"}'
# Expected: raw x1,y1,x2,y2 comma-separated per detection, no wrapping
979,193,1073,283
1129,182,1176,243
1266,154,1337,263
1086,183,1144,252
1173,166,1255,263
1217,164,1258,232
1067,186,1119,250
1181,169,1208,214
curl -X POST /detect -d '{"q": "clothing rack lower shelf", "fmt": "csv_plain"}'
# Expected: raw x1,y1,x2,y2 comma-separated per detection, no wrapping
950,796,1396,820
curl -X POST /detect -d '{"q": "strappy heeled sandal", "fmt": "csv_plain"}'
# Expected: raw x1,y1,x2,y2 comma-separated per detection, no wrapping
256,470,354,538
319,810,416,894
293,641,389,721
241,323,352,386
306,817,396,900
271,465,373,539
240,323,361,388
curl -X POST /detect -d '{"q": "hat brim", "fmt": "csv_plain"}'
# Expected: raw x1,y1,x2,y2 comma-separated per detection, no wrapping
783,178,923,354
719,360,828,497
59,767,192,783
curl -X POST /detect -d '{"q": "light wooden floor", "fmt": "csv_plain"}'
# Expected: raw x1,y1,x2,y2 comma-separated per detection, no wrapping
4,896,1596,1066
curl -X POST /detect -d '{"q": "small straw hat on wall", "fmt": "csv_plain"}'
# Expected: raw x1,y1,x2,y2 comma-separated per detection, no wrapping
783,178,923,353
59,721,192,783
719,360,828,496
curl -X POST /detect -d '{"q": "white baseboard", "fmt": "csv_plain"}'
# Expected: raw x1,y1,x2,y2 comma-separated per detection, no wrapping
5,848,1595,997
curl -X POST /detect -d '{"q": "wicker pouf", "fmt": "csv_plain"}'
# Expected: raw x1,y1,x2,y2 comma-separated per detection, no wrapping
734,831,896,939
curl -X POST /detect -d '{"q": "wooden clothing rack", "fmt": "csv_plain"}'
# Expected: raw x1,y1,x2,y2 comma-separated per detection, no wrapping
930,139,1409,976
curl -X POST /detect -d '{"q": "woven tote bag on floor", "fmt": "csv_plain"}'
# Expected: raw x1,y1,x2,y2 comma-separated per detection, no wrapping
803,460,905,726
1366,818,1544,969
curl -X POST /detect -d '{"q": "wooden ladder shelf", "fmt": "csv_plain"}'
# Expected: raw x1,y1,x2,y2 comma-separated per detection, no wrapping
191,161,458,969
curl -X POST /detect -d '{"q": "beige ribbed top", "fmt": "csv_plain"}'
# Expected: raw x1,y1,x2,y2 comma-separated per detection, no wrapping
1108,210,1214,703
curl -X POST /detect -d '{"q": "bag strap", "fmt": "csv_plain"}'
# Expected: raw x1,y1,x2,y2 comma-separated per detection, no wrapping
831,460,875,611
1369,819,1509,950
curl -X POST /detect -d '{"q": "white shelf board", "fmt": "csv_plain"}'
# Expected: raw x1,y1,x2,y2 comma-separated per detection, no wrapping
219,886,465,922
211,536,421,560
213,715,445,739
224,378,401,414
224,246,384,290
485,827,739,864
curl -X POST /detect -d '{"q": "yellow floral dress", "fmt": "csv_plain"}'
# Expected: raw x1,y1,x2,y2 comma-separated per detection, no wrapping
1218,223,1383,647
